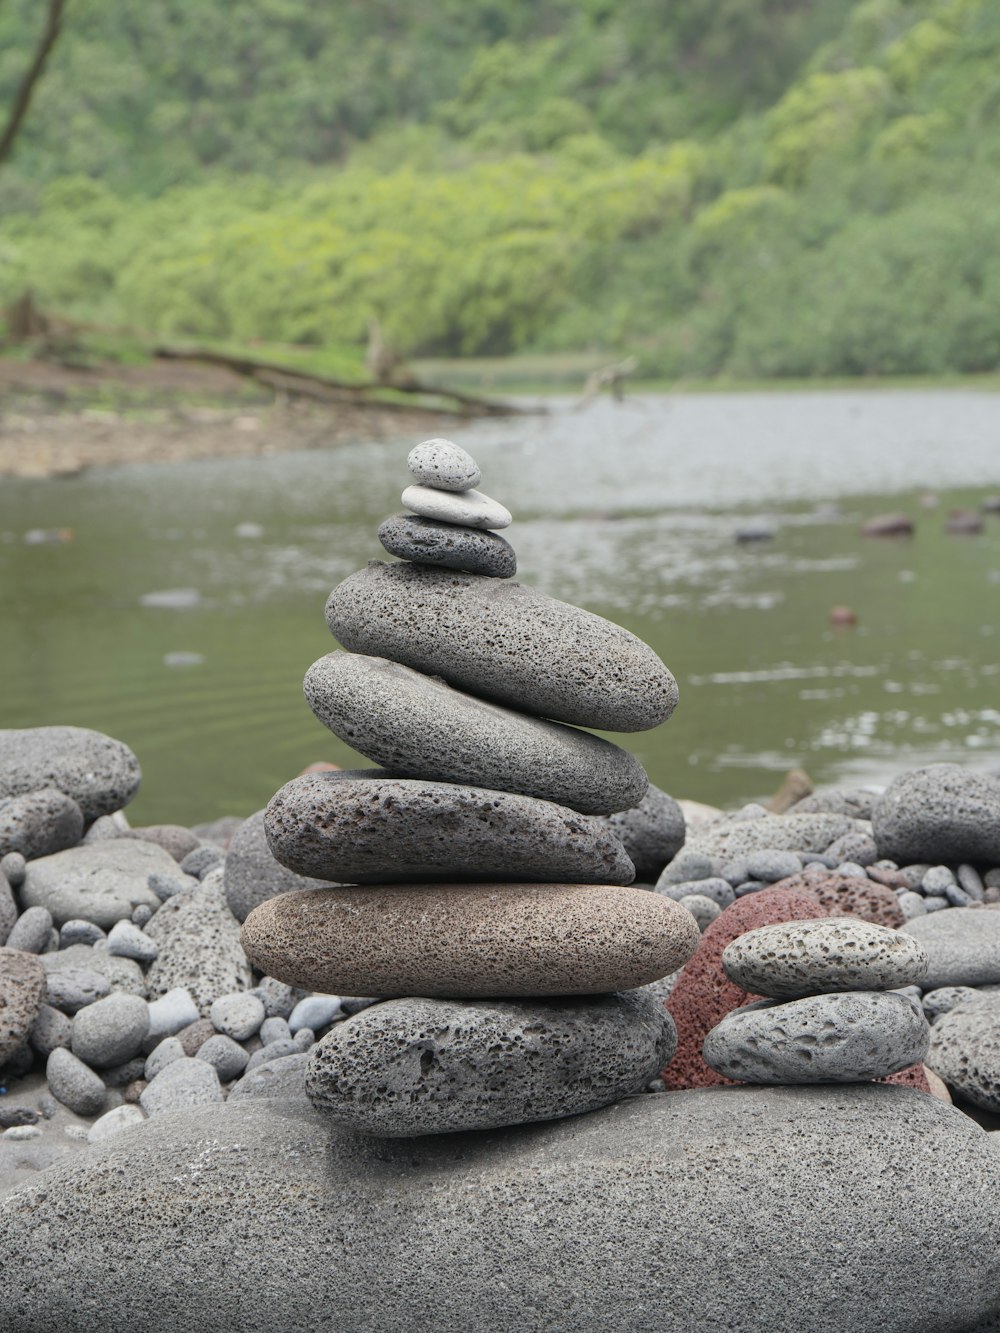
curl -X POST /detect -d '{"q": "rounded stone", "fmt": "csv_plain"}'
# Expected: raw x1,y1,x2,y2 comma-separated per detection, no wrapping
144,1037,186,1082
401,483,511,530
326,562,678,732
241,883,701,999
658,878,735,909
0,852,26,888
2,1087,998,1332
927,994,1000,1110
5,905,54,955
264,774,636,886
0,947,46,1064
288,995,341,1033
680,894,722,930
106,919,159,962
744,849,802,882
0,726,141,821
46,1047,108,1115
139,1057,223,1116
0,788,84,861
196,1033,250,1082
71,992,150,1069
722,919,929,998
873,764,1000,865
128,824,200,862
0,876,16,946
922,985,982,1021
406,438,481,491
673,813,858,867
144,872,251,1016
87,1104,147,1143
598,784,686,880
305,991,676,1137
19,840,174,927
28,1002,71,1057
210,992,265,1041
903,908,1000,988
59,920,106,948
704,991,930,1083
45,965,111,1015
42,943,146,1001
304,652,648,816
378,514,516,578
223,809,330,924
799,872,905,929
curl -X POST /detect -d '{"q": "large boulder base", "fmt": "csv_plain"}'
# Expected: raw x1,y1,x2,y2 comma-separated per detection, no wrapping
1,1087,999,1332
0,726,140,821
872,764,1000,865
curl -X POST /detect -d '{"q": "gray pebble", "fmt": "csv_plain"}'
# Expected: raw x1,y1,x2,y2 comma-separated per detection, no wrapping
898,891,928,920
102,1057,146,1087
0,1103,39,1128
195,1034,249,1082
179,846,225,879
0,852,26,888
945,881,974,908
71,993,150,1069
227,1052,309,1101
248,977,304,1021
28,1003,72,1056
340,997,380,1016
657,851,718,887
922,986,982,1021
401,483,511,531
131,904,153,927
799,853,840,869
378,514,516,579
704,991,929,1083
288,995,342,1033
3,1124,42,1141
260,1017,291,1045
6,905,54,954
719,858,750,887
144,1037,186,1082
0,876,15,947
657,878,734,909
680,895,722,931
145,988,200,1043
734,880,769,897
985,869,1000,889
107,919,159,962
46,1047,108,1115
900,864,931,890
147,872,191,902
292,1027,315,1052
835,862,868,879
139,1057,223,1116
21,840,172,927
245,1039,298,1073
59,920,106,948
957,864,985,901
37,1094,58,1119
744,850,802,883
45,965,111,1015
88,1104,147,1143
0,788,84,861
922,865,956,895
406,438,481,492
824,832,879,866
927,995,1000,1111
924,896,951,913
210,993,265,1042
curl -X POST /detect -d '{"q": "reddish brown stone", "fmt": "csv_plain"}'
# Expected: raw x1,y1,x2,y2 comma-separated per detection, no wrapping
176,1018,216,1056
880,1063,931,1094
663,885,827,1090
123,1080,147,1103
811,875,904,928
867,866,910,891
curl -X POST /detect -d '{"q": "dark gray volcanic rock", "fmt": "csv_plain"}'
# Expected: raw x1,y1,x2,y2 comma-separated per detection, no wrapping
599,783,686,879
326,561,678,732
305,991,675,1136
873,764,1000,864
303,652,648,816
927,994,1000,1112
0,726,140,820
265,773,636,885
378,514,516,578
2,1088,999,1332
223,809,331,923
0,788,84,860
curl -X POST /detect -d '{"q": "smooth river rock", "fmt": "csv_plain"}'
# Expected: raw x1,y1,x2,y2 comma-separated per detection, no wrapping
223,809,330,923
264,774,636,885
703,991,930,1084
305,991,676,1137
722,918,929,998
2,1087,998,1332
303,652,648,816
401,484,511,530
0,726,141,820
242,883,700,998
326,562,678,732
406,438,481,491
378,514,516,578
873,764,1000,864
903,908,1000,988
19,840,174,928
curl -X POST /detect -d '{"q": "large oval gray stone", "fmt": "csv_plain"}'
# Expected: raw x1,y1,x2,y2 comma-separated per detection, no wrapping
19,840,173,927
0,788,83,860
265,773,636,885
903,908,1000,988
305,991,675,1136
378,514,516,578
145,870,251,1016
326,561,677,732
703,991,929,1083
1,1087,998,1331
873,764,1000,864
0,726,141,820
304,652,648,816
242,882,700,998
927,994,1000,1111
223,809,330,923
722,919,929,998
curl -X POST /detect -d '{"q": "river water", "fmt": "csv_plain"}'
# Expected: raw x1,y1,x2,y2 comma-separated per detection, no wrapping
2,389,999,825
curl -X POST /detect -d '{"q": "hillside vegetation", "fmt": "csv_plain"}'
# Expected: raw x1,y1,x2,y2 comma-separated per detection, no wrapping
1,0,998,377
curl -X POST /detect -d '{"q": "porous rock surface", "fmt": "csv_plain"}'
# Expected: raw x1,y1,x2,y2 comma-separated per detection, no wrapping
378,514,516,578
927,994,1000,1112
264,774,636,885
242,883,700,998
326,562,678,732
145,871,251,1015
674,812,857,865
599,783,686,880
704,992,930,1084
222,809,330,924
0,788,84,860
305,991,675,1136
808,873,905,928
303,652,648,815
2,1088,999,1332
722,918,928,998
0,948,46,1065
19,840,177,928
0,726,141,820
406,438,481,491
873,764,1000,864
904,909,1000,988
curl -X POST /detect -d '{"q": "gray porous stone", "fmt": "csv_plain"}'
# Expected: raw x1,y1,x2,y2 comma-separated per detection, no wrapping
598,784,686,880
378,514,516,578
2,1087,999,1332
927,994,1000,1111
744,849,802,882
721,919,929,998
0,874,16,945
679,894,721,930
88,1104,147,1143
42,943,146,1000
288,995,341,1032
131,904,153,927
179,845,225,879
260,1017,291,1045
59,920,105,948
209,992,265,1041
401,483,511,530
873,764,1000,864
0,788,83,860
0,727,140,821
657,877,735,908
0,852,26,888
958,863,986,900
46,1047,108,1116
145,872,251,1016
406,438,482,491
222,809,330,924
5,905,53,954
145,988,200,1042
305,652,648,816
128,824,200,862
790,787,878,820
923,986,982,1021
326,561,678,732
673,813,858,867
305,991,676,1137
703,991,929,1084
903,909,1000,988
139,1057,223,1116
106,919,159,962
823,832,879,865
657,850,718,886
248,976,304,1020
28,1002,71,1057
195,1033,249,1082
227,1052,309,1101
71,993,150,1069
102,1057,146,1087
44,965,111,1015
265,773,636,885
19,840,174,927
242,882,700,999
922,865,957,895
898,891,927,920
245,1039,298,1072
144,1037,186,1082
0,947,46,1064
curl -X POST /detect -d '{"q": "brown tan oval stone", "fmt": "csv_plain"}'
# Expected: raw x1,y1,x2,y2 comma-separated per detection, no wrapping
240,883,701,998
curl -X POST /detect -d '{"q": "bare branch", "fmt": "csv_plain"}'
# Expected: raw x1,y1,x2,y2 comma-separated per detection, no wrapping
0,0,68,170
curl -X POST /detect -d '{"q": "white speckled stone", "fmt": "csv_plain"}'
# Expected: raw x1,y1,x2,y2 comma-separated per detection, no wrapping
401,484,511,531
406,439,481,492
722,919,929,998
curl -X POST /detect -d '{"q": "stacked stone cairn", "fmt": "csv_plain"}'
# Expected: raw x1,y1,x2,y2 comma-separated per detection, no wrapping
240,438,702,1136
702,916,932,1084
